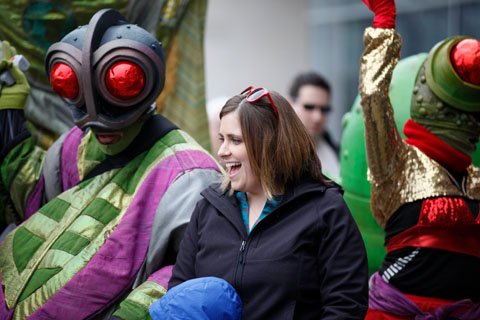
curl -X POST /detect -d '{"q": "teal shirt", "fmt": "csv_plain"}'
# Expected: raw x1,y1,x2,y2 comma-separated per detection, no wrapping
236,192,280,235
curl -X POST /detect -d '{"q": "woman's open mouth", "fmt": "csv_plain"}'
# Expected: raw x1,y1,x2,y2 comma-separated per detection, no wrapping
225,162,241,178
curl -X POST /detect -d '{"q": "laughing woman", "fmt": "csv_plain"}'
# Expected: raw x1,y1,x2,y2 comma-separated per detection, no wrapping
168,87,368,319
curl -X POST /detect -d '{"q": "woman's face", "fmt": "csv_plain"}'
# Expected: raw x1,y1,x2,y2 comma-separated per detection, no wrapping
218,111,263,195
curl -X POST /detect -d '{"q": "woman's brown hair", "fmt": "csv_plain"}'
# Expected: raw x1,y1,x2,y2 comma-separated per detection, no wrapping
219,89,326,198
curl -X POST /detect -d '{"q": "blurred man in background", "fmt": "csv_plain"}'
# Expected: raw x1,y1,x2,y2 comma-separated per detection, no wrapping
288,71,340,179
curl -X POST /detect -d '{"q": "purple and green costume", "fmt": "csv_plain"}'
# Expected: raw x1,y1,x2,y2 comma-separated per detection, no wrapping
0,115,220,319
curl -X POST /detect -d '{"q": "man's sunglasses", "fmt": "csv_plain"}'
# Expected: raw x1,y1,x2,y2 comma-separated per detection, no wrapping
303,104,331,114
241,86,279,118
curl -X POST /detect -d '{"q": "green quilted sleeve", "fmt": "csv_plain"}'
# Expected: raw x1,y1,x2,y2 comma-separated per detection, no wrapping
0,136,45,228
112,281,167,320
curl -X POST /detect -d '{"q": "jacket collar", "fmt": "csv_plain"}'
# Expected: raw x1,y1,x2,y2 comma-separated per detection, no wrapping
201,177,341,237
202,184,247,237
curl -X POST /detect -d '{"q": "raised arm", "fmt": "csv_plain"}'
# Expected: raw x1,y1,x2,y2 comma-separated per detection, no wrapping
359,0,404,182
0,40,30,155
0,40,39,232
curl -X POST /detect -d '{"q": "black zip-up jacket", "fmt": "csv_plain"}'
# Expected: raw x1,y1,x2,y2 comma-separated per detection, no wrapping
169,179,368,319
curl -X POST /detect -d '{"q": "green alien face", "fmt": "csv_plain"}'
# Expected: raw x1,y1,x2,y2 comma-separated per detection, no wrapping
411,65,480,155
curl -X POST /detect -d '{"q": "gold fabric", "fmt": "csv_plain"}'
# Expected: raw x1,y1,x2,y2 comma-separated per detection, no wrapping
359,27,480,228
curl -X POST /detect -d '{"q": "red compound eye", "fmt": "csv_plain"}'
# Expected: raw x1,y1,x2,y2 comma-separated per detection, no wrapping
451,39,480,86
105,61,145,99
50,63,79,99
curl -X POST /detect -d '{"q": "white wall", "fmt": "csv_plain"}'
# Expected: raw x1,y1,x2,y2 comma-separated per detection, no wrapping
204,0,310,101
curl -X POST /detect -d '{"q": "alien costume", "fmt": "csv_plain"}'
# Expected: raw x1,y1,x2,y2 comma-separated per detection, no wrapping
359,1,480,318
360,28,480,319
0,9,219,320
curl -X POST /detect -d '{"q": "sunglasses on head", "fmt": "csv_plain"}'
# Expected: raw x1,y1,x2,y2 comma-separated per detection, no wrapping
303,104,331,114
241,86,279,118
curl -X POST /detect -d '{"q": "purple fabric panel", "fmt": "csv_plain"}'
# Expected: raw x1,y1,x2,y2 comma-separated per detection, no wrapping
24,173,45,220
369,272,480,319
147,265,173,290
0,273,14,320
369,272,423,316
29,150,218,319
60,127,83,191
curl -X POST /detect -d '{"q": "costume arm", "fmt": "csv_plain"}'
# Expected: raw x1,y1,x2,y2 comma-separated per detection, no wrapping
110,269,170,320
0,110,28,153
0,110,45,231
359,27,403,182
167,200,202,289
0,109,30,231
317,188,369,319
0,41,40,231
0,135,43,231
112,168,219,320
0,40,31,154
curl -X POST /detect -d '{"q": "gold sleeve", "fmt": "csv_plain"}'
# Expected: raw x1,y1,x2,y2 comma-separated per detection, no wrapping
359,27,404,183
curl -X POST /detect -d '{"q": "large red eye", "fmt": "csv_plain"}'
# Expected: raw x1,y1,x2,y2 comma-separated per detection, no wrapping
451,39,480,86
50,63,79,99
105,61,145,99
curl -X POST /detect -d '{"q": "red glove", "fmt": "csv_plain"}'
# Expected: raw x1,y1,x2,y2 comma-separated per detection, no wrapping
362,0,396,29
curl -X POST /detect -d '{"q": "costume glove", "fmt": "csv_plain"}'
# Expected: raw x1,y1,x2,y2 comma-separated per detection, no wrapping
0,40,30,110
362,0,396,29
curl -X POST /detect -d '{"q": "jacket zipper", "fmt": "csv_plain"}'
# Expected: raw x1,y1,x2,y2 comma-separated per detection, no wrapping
234,240,247,290
233,210,277,291
232,205,283,291
231,196,295,292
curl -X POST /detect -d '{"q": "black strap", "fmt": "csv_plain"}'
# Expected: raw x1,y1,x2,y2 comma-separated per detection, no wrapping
0,110,30,163
82,115,177,182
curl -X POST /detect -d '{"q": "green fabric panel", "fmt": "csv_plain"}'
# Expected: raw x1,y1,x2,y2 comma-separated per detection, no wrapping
111,130,186,195
82,198,120,225
37,198,70,222
76,177,95,190
13,226,45,273
112,299,153,320
50,231,90,256
84,133,107,163
0,179,12,232
1,136,35,189
0,184,6,231
18,267,62,303
110,153,144,195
